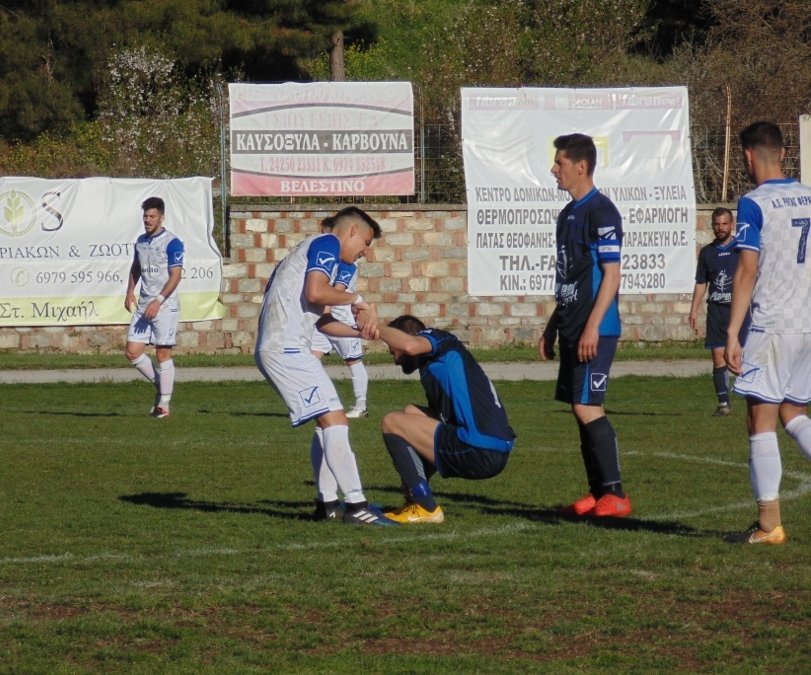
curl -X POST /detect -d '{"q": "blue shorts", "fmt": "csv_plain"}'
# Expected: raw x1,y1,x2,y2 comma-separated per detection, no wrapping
706,303,749,349
433,423,510,480
555,336,618,406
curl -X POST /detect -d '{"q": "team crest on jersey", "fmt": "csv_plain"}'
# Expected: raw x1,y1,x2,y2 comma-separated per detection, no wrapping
590,372,608,392
299,385,322,408
316,252,336,268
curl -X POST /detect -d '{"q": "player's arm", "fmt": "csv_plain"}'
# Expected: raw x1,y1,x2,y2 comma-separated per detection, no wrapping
125,255,141,312
539,307,558,361
688,282,707,331
374,322,433,356
724,249,757,375
144,265,182,320
579,261,620,363
304,269,365,308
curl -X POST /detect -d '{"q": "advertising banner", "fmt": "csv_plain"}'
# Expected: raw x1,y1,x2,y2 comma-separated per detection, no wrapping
0,177,225,327
229,81,415,196
462,86,696,296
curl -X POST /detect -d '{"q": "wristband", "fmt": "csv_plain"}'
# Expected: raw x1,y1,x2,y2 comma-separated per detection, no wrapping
352,294,364,306
156,294,166,304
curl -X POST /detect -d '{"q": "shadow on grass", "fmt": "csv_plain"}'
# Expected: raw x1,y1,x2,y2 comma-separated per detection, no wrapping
22,410,123,417
119,492,313,521
196,408,289,418
407,488,723,539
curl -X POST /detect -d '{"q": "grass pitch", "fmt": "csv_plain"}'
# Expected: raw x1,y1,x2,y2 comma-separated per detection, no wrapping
1,375,810,672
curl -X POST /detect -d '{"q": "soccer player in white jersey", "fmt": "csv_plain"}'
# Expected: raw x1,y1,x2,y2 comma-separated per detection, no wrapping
255,206,396,526
725,121,811,545
124,196,184,419
311,255,370,418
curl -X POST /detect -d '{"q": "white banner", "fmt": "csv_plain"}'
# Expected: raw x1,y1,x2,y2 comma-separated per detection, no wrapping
229,81,415,197
0,177,225,327
462,86,696,295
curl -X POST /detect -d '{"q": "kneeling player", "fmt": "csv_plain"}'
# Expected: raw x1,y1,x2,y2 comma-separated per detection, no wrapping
357,313,516,524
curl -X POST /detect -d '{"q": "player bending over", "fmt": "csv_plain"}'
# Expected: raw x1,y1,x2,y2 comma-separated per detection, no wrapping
357,313,516,524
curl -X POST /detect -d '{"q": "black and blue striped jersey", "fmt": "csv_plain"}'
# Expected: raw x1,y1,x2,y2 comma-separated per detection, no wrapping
554,187,622,342
416,329,515,453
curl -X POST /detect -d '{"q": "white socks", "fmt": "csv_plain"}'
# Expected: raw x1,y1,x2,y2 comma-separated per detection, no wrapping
749,432,782,501
156,359,175,407
349,361,368,410
311,427,339,503
321,425,365,505
785,415,811,461
130,353,156,383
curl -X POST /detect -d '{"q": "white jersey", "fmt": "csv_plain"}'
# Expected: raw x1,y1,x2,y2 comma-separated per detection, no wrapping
328,262,358,325
255,233,341,354
133,228,184,311
735,178,811,334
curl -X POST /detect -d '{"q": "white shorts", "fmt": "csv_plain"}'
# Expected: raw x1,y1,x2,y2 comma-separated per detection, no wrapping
255,350,344,426
127,304,179,346
311,329,363,360
733,331,811,405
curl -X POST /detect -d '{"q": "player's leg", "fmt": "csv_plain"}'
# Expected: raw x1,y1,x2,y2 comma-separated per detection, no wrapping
125,311,159,411
746,400,785,542
332,336,367,418
783,404,811,461
381,408,441,520
310,426,343,520
710,346,731,415
780,334,811,461
732,331,790,543
565,337,630,517
707,304,731,415
150,306,179,417
345,358,368,417
256,350,395,526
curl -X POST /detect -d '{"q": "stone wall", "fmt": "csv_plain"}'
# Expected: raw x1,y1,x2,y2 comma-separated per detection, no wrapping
0,205,722,354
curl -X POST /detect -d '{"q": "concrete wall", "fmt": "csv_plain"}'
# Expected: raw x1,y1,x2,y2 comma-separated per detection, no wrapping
0,205,723,354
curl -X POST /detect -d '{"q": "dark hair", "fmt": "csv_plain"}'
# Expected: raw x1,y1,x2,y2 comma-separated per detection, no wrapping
739,121,783,152
388,314,426,335
711,207,733,221
553,133,597,175
141,196,165,214
320,206,381,239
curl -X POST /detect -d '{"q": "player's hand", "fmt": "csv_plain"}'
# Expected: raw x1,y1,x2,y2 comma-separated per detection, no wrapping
538,326,556,361
577,326,599,363
143,299,161,320
724,339,742,375
688,311,698,332
124,294,136,313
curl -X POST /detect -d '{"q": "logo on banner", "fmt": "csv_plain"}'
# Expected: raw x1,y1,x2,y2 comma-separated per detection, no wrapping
0,190,36,237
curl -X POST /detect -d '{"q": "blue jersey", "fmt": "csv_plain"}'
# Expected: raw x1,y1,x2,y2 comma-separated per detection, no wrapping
416,328,515,453
554,188,622,342
695,239,737,305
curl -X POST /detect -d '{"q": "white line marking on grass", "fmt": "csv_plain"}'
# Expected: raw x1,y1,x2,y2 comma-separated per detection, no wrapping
0,522,538,568
626,450,811,520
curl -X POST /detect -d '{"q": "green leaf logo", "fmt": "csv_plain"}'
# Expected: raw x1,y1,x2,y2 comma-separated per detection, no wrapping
0,190,37,237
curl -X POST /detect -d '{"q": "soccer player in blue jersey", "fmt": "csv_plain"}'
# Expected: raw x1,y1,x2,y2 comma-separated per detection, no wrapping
539,133,632,518
355,314,516,524
725,121,811,545
255,206,396,526
124,197,184,419
689,207,749,416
